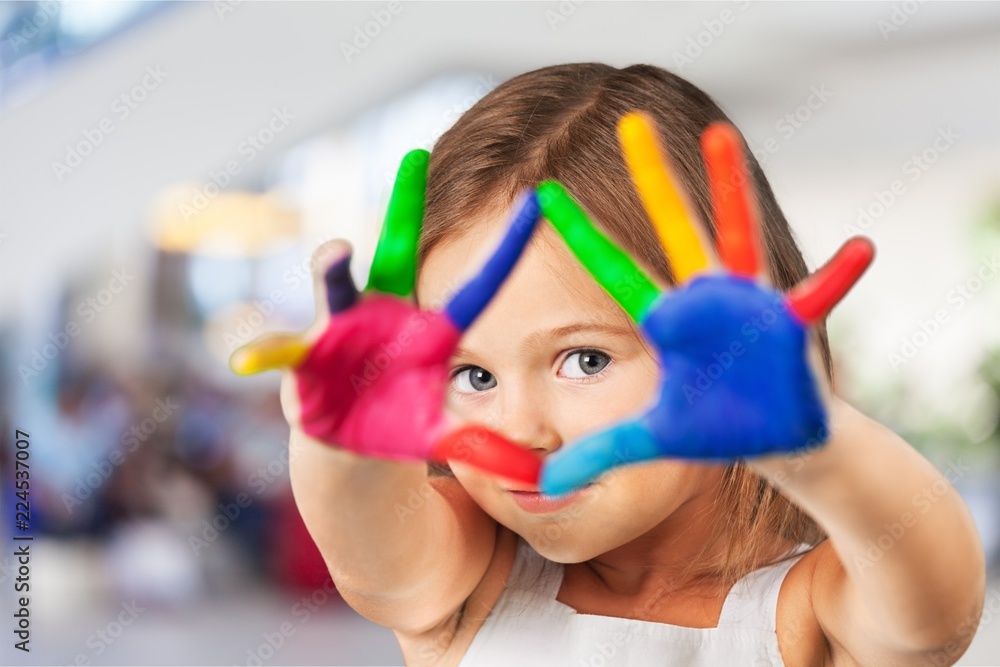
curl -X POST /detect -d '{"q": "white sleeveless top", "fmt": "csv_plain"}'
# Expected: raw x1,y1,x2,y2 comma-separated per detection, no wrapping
458,538,811,666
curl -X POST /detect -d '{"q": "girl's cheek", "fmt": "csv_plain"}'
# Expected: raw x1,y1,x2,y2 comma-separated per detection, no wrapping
445,389,495,423
563,361,657,425
450,462,489,496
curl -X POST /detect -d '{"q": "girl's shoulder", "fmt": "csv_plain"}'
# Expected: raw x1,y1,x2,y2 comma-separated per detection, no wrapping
775,539,837,666
404,530,838,667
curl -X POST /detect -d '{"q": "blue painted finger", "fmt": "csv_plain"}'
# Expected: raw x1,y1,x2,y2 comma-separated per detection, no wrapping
443,192,540,331
539,419,662,496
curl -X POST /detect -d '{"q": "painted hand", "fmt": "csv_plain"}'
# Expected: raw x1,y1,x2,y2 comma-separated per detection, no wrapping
537,114,874,494
231,149,543,484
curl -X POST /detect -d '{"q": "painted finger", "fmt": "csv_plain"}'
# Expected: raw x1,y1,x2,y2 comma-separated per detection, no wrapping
443,191,540,331
702,123,763,279
618,112,712,283
230,333,310,375
538,419,661,496
433,425,542,485
366,149,429,297
307,240,357,323
538,180,662,323
786,237,875,324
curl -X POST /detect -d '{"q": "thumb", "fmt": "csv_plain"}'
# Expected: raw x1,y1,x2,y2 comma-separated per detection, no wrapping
539,418,661,495
229,333,310,375
229,240,358,377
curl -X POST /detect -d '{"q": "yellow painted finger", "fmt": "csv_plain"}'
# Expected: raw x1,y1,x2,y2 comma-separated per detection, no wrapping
230,334,310,375
618,112,710,283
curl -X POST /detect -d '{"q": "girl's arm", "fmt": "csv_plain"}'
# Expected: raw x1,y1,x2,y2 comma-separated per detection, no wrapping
287,422,497,636
752,395,985,664
535,116,986,664
231,152,543,640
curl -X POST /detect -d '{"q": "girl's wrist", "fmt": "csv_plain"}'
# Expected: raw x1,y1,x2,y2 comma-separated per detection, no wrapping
747,394,857,489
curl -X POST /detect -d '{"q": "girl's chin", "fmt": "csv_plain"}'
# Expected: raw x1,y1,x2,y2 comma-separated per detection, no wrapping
522,533,605,564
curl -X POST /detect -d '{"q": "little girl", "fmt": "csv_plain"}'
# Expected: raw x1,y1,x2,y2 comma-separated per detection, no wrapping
240,63,985,666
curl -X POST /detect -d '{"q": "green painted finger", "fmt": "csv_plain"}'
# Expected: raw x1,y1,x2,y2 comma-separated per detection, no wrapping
366,149,430,297
538,180,662,322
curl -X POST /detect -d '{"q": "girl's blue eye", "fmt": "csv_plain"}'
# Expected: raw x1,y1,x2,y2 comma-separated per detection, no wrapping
560,350,611,378
453,366,497,393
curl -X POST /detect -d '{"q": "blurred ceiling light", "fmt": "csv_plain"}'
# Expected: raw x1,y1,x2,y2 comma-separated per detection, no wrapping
148,186,301,257
58,1,148,45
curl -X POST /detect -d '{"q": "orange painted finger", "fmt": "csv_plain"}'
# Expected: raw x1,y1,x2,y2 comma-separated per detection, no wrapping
618,112,711,283
786,237,876,324
702,123,761,278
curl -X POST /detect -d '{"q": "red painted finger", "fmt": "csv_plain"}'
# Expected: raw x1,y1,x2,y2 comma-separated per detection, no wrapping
432,425,542,485
787,237,875,324
702,123,761,278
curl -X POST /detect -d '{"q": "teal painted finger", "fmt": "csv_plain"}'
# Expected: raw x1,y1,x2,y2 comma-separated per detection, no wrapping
537,180,661,322
366,149,430,297
538,419,662,495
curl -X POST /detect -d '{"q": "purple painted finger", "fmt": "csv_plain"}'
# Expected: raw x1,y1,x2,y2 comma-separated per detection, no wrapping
325,256,359,315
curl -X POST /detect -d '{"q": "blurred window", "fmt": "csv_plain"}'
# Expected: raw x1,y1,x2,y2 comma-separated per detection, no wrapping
0,0,168,107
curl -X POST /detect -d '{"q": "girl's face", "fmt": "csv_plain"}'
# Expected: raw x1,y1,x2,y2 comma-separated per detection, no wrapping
417,211,723,564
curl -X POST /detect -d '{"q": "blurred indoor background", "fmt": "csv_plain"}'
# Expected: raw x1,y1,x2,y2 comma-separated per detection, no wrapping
0,2,998,665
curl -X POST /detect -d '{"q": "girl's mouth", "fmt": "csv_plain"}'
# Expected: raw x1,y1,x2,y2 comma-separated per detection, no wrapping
506,484,594,514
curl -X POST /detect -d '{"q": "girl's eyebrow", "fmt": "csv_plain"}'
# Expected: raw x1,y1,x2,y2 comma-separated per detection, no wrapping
452,323,636,363
521,323,635,349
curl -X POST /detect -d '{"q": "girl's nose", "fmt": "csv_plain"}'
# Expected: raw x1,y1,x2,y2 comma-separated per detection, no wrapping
492,387,562,455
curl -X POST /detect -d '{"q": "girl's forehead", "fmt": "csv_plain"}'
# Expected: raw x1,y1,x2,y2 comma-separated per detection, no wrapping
417,221,629,327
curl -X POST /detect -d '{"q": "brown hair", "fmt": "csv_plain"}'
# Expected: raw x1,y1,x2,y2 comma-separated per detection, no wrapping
417,63,826,587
